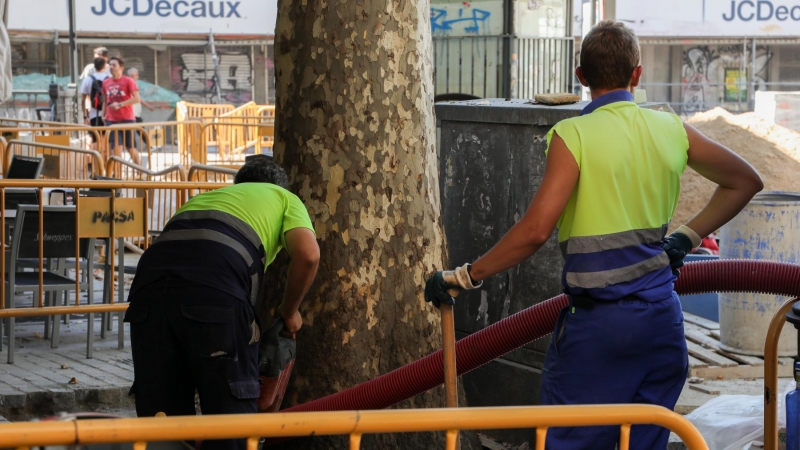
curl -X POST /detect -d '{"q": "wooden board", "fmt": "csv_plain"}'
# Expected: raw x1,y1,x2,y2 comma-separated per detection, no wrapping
686,341,738,368
534,93,581,105
684,323,764,366
690,363,793,379
684,312,720,330
688,355,709,369
41,153,62,179
689,384,720,395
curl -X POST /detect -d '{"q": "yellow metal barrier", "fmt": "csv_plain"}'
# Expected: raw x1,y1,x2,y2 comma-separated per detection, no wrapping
105,157,188,250
0,405,708,450
176,101,235,122
199,122,274,165
764,297,800,450
0,180,228,360
0,127,101,171
0,117,85,128
4,139,105,179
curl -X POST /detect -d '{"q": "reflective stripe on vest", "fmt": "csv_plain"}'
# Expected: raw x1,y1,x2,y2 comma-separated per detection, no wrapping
152,228,261,304
167,210,266,266
561,225,670,290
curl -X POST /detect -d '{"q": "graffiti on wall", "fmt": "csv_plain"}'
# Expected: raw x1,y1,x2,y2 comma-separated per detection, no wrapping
430,1,503,36
682,45,772,113
171,52,253,103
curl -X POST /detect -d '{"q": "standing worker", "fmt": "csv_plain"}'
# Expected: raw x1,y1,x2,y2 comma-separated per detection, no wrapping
424,21,763,449
102,56,142,165
125,157,320,450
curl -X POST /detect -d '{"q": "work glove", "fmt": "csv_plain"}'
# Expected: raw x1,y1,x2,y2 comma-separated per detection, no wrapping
662,225,702,277
424,263,483,309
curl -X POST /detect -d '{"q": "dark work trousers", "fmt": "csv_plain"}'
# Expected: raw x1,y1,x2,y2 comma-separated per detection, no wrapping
125,277,260,450
540,291,688,450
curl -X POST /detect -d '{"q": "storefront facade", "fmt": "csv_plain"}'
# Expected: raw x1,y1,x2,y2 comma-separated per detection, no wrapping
615,0,800,115
7,0,277,111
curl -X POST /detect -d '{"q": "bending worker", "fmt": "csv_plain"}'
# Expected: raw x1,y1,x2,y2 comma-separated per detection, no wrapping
424,21,763,450
125,157,319,450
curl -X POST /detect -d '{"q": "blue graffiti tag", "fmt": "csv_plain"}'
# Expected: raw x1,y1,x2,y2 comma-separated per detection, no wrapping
431,7,492,34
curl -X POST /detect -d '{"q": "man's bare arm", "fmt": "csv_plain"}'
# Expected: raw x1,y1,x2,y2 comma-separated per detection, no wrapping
683,123,763,238
470,133,579,281
278,227,320,333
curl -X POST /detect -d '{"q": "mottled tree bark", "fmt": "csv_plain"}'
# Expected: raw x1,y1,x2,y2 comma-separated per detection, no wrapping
266,0,478,448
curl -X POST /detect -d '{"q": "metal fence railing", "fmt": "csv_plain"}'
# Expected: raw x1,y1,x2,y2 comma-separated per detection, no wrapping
0,179,229,363
0,404,709,450
434,35,505,99
4,140,105,180
515,37,575,99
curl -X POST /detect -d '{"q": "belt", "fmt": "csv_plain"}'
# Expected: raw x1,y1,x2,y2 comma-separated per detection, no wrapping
570,295,596,310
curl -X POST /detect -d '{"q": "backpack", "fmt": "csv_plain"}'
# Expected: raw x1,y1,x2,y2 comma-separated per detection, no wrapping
89,75,105,110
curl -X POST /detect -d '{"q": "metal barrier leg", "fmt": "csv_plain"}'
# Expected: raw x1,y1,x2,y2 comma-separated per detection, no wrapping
44,291,51,340
7,286,15,364
113,238,124,332
52,291,61,349
764,298,799,449
86,312,94,359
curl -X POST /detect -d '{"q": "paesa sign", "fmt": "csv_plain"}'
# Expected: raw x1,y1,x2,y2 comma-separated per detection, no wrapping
8,0,276,35
722,1,800,21
90,0,243,18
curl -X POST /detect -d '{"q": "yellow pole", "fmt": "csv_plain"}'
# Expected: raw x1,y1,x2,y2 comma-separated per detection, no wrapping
764,298,799,450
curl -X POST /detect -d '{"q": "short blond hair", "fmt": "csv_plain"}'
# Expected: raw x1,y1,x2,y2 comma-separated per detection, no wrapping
580,21,640,90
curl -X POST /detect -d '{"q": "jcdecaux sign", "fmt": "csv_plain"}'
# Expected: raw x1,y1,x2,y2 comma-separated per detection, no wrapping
8,0,277,35
617,0,800,36
90,0,243,18
722,0,800,21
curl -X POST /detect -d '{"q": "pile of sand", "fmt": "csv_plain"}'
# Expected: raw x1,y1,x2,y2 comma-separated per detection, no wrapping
671,107,800,231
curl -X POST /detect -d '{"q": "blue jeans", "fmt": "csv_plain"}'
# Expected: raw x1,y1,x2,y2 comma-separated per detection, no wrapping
541,291,688,450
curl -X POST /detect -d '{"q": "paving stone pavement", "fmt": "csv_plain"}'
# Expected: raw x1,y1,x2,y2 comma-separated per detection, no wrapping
0,313,135,420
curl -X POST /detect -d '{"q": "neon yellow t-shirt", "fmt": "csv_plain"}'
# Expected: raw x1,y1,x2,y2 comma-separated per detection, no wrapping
175,183,314,266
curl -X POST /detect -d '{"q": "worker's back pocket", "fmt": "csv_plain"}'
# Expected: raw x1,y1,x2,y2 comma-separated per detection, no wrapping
180,304,235,358
123,302,149,323
228,379,260,400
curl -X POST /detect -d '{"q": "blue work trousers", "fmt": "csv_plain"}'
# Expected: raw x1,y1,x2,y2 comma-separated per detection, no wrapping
541,291,688,450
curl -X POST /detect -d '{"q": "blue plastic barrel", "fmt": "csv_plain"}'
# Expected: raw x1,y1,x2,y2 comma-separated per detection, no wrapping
718,191,800,356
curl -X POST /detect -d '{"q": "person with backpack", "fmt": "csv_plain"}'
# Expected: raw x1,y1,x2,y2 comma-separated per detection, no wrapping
79,57,109,152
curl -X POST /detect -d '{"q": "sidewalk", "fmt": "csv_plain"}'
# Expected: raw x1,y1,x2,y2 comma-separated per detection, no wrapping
0,319,134,421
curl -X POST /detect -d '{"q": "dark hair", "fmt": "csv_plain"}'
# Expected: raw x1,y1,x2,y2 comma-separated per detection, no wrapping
109,56,125,67
93,47,109,58
234,156,289,188
580,20,640,90
93,57,107,71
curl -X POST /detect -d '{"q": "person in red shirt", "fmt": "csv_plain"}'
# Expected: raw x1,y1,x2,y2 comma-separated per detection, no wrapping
103,56,142,165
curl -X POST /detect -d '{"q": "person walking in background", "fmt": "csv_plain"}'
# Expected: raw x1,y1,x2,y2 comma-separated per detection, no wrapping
80,47,109,80
103,56,142,166
126,68,155,123
79,57,108,154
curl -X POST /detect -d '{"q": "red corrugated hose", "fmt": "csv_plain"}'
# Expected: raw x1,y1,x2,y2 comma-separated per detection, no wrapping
279,260,800,414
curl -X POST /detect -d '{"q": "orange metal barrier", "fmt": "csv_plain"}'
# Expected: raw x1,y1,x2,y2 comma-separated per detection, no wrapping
4,139,105,179
176,101,235,122
106,157,187,249
101,121,204,171
188,163,238,182
0,127,101,172
199,122,274,165
0,405,708,450
764,297,800,450
0,117,84,128
0,179,228,361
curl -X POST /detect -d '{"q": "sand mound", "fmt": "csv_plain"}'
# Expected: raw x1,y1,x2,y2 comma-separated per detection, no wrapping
671,107,800,232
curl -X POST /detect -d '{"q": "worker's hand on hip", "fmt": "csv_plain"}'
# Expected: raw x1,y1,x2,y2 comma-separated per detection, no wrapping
278,305,303,335
662,232,695,277
424,263,482,309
